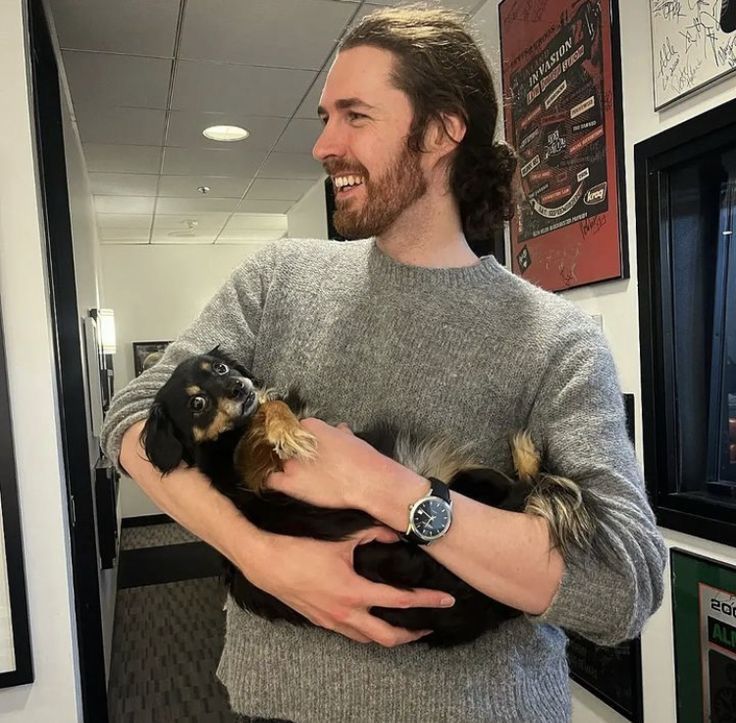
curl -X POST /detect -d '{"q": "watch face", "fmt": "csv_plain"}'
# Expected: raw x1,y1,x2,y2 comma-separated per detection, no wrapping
412,498,451,540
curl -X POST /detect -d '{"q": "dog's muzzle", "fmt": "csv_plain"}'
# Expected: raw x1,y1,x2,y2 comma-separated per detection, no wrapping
228,377,258,418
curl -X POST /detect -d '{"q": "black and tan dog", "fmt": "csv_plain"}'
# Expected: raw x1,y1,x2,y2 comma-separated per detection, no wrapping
142,348,597,646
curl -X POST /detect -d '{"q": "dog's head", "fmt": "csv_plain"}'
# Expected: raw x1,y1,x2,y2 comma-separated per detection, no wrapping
142,347,260,473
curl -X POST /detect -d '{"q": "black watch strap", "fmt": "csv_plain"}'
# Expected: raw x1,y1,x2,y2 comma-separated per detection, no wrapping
404,477,451,545
428,476,450,502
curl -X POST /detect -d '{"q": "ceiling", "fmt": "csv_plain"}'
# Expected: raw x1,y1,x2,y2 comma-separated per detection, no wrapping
47,0,488,246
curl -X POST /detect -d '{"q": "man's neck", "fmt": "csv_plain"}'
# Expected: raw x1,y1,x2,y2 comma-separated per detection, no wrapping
375,188,479,269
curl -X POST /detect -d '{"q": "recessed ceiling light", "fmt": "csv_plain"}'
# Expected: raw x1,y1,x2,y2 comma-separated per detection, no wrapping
202,125,249,142
197,185,211,194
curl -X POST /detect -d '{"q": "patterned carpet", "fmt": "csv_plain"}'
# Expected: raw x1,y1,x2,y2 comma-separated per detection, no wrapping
109,523,240,722
120,522,200,550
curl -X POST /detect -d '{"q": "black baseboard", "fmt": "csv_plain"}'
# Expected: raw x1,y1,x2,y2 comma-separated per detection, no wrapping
118,542,224,589
121,513,173,528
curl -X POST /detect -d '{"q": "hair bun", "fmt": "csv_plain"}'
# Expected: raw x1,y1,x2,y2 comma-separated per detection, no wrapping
451,139,518,244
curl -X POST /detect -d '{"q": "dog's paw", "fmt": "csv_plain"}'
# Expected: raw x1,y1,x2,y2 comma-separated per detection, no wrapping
272,426,318,461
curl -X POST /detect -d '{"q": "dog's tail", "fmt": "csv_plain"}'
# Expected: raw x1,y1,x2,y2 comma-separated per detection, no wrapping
511,431,596,559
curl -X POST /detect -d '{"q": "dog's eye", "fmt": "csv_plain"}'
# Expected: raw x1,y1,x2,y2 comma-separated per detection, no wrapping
213,362,229,375
189,395,207,413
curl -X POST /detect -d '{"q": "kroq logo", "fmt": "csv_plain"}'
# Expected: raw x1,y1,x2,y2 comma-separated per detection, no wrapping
584,182,607,206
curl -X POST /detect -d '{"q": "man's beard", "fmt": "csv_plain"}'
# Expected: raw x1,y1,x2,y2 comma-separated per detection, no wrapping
331,145,428,240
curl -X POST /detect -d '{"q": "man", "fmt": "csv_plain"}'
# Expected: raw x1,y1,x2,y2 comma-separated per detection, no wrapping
102,7,666,722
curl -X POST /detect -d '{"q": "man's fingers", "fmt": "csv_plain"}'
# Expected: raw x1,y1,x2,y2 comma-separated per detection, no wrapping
352,613,433,647
355,526,400,545
365,582,455,610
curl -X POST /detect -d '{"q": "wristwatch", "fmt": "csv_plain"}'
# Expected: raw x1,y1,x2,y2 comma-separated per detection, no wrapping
405,477,453,545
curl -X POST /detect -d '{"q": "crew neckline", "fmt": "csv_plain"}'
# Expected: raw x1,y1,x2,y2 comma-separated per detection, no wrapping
364,237,501,289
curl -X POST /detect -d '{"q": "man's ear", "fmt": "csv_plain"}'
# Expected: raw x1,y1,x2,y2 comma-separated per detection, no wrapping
142,404,186,474
430,113,466,157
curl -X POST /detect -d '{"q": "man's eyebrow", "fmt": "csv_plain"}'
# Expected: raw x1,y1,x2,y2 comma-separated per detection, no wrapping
317,98,376,117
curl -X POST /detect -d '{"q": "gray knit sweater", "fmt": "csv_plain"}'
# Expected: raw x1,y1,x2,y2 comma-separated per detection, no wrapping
101,238,666,723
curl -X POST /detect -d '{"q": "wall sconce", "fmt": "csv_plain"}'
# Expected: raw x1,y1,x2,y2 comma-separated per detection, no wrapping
90,308,116,355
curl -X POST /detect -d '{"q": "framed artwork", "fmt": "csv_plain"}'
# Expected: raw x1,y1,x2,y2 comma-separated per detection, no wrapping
650,0,736,110
671,549,736,722
499,0,628,291
132,341,171,377
0,302,33,688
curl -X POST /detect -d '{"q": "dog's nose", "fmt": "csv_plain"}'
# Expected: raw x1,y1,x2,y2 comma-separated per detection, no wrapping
227,378,250,400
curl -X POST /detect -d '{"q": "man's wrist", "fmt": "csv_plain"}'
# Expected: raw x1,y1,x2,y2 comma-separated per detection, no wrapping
361,459,430,532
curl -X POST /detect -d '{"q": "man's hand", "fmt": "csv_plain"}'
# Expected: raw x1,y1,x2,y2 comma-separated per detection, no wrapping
267,417,424,513
243,525,455,647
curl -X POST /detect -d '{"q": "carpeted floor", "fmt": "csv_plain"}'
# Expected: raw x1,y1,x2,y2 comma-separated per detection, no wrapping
109,522,240,723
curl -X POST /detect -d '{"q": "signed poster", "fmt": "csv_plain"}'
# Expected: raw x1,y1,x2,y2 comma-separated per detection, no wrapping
499,0,627,292
650,0,736,109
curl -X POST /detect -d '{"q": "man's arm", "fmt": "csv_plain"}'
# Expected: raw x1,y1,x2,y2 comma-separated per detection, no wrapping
120,420,455,647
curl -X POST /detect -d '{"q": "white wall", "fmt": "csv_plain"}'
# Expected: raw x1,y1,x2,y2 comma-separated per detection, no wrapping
287,176,328,239
0,1,81,720
473,2,736,722
99,243,265,517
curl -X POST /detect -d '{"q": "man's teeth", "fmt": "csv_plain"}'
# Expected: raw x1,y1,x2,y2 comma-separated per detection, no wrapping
334,175,365,189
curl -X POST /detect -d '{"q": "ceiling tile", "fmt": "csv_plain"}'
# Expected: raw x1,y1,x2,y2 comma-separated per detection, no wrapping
94,196,156,214
62,51,172,109
51,0,179,56
215,239,273,248
368,0,481,9
162,147,267,177
75,106,166,146
237,200,294,214
151,236,217,245
99,237,150,245
275,119,323,155
156,197,240,214
96,213,153,230
295,72,327,120
166,111,288,151
172,61,316,117
245,179,316,201
157,175,250,199
152,212,230,235
224,213,289,231
84,144,162,174
179,0,354,69
88,173,159,196
258,152,323,180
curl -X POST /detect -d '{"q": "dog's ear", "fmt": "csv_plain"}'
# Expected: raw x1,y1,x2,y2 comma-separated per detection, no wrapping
207,344,221,356
142,403,186,474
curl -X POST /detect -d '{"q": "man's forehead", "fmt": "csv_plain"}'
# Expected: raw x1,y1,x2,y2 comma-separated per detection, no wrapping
318,46,397,109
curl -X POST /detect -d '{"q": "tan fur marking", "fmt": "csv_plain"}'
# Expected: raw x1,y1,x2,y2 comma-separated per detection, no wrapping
234,400,317,493
511,430,541,480
194,402,238,442
200,361,211,372
186,385,202,395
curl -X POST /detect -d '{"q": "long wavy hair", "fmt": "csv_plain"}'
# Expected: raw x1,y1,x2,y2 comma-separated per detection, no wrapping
339,4,517,251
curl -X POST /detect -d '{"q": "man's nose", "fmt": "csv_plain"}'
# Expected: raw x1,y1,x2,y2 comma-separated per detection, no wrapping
313,121,344,163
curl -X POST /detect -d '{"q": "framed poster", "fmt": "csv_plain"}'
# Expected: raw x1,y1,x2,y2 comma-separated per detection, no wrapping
0,302,33,688
650,0,736,110
671,549,736,723
499,0,628,292
132,340,171,377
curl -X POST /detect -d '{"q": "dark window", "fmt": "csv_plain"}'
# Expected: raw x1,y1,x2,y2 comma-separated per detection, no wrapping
636,98,736,546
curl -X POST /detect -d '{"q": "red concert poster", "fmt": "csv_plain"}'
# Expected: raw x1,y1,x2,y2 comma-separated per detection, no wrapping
498,0,628,292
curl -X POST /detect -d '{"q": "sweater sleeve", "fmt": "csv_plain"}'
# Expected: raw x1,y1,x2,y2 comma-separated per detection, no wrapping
100,243,277,473
525,318,667,646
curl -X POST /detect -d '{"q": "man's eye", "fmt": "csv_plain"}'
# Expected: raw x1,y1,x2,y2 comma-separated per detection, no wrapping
213,362,229,375
348,112,366,121
189,396,207,412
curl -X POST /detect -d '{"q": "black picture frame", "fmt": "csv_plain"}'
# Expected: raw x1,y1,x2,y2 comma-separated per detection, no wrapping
132,341,171,377
564,393,643,722
635,95,736,548
0,301,34,688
